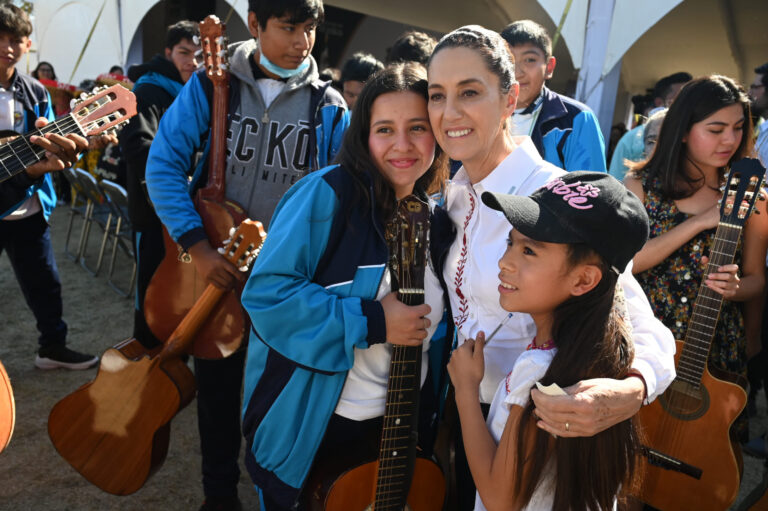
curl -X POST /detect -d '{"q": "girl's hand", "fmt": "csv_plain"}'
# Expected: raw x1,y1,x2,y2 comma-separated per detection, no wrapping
695,204,721,231
448,332,485,398
380,292,431,346
702,256,740,299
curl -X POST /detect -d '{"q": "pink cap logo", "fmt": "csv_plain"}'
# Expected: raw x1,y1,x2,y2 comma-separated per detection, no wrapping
544,179,600,210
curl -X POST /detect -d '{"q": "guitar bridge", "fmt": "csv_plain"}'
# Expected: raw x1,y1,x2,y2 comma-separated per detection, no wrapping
640,446,702,480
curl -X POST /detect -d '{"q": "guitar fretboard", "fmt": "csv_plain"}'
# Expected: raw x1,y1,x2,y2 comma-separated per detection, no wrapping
374,288,424,511
0,114,84,184
676,223,742,387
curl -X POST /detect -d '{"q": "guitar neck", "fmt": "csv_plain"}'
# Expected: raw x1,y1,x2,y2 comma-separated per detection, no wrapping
158,284,226,362
374,289,424,510
677,222,742,386
0,114,83,183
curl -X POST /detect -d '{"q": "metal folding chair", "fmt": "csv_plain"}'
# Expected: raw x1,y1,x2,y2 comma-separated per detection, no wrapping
72,168,111,275
61,167,89,261
98,179,136,297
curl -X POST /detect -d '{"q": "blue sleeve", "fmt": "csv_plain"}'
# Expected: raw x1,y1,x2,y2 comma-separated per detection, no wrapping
146,73,210,249
608,126,645,181
564,110,607,172
241,171,384,373
316,104,349,168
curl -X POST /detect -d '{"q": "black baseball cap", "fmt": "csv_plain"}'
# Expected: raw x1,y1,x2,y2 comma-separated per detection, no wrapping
481,171,649,274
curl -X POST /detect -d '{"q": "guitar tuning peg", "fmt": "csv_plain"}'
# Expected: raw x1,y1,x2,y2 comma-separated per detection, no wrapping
217,247,226,255
192,35,200,45
229,227,236,237
719,183,727,191
239,265,249,272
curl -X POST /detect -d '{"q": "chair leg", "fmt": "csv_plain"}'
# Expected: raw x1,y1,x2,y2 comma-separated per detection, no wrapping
75,201,93,264
93,212,114,276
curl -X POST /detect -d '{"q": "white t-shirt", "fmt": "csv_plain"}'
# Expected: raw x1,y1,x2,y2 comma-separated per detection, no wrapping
475,348,556,511
443,136,676,403
335,257,445,420
1,86,41,221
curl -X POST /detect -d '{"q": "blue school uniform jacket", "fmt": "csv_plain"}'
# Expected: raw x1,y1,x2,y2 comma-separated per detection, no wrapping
240,164,390,508
0,71,57,218
531,86,607,172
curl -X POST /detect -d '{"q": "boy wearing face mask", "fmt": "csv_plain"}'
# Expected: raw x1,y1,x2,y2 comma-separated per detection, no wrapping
145,1,348,510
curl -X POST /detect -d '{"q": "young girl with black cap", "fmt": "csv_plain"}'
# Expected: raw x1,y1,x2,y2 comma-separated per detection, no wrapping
448,171,649,511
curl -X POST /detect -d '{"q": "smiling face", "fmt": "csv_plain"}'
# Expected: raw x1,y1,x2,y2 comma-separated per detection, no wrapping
249,13,316,76
427,46,517,171
508,43,555,110
368,91,435,199
683,103,745,174
497,229,576,318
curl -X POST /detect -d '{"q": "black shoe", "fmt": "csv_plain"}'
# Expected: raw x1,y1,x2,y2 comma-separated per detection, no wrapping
35,345,99,370
198,496,243,511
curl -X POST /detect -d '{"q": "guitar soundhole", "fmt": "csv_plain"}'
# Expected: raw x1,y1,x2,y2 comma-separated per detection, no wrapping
659,379,709,420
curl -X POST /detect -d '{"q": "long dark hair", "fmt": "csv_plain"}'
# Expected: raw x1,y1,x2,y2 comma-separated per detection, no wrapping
335,62,448,220
628,75,752,199
515,245,638,511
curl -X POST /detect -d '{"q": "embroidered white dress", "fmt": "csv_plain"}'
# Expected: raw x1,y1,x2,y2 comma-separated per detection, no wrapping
443,136,676,403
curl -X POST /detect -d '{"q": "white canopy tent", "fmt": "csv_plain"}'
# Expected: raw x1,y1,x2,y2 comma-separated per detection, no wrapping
27,0,768,137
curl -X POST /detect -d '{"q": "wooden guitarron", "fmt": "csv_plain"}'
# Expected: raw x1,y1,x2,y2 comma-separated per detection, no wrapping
48,220,265,495
144,14,250,360
0,83,136,184
304,196,445,511
634,158,765,510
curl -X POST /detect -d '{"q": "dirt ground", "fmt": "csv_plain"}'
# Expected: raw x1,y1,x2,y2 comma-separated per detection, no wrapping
0,207,260,511
0,206,767,511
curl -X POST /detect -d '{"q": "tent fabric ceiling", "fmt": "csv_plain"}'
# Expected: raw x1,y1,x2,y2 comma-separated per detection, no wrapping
327,0,768,96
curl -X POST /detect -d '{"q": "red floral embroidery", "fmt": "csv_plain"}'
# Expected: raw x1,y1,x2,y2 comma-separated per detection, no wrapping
453,193,475,328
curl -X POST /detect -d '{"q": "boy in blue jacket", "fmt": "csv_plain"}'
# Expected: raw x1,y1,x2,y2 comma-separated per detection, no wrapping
0,4,102,371
501,20,607,172
145,1,348,509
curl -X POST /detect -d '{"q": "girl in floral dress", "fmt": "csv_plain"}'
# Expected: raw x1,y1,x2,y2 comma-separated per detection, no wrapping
625,75,768,439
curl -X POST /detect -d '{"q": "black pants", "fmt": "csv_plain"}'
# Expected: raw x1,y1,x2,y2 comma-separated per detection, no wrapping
132,224,245,498
0,212,67,347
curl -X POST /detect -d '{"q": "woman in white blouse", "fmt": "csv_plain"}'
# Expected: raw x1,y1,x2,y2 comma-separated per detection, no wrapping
425,25,676,508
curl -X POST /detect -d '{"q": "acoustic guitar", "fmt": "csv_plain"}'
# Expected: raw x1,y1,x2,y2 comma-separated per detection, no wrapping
0,360,14,453
633,158,765,511
144,14,249,360
0,83,136,184
48,220,265,495
304,196,445,511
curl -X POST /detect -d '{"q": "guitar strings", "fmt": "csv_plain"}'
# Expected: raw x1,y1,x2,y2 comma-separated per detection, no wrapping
654,220,742,480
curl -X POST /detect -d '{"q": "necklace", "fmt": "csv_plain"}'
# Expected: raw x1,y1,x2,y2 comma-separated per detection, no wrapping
526,337,555,351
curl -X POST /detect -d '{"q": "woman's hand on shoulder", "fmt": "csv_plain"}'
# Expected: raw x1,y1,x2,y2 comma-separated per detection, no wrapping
380,292,431,346
530,376,644,437
447,332,485,401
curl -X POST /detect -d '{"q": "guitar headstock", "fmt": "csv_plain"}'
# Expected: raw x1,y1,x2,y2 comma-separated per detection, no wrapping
71,84,137,137
385,196,430,301
720,158,766,227
198,15,229,83
217,219,267,271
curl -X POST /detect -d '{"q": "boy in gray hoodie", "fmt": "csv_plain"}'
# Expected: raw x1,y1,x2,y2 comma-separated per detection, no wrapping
145,1,348,509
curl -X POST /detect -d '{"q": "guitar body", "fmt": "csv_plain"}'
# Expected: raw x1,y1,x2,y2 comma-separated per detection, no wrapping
306,453,445,511
0,360,15,452
48,338,196,495
144,198,247,359
635,340,747,511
